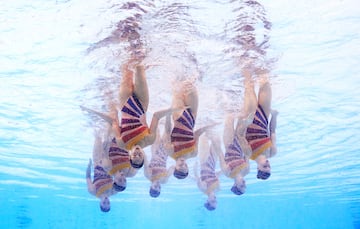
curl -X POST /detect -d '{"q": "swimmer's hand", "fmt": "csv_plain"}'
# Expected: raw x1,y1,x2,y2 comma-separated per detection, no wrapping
153,107,187,120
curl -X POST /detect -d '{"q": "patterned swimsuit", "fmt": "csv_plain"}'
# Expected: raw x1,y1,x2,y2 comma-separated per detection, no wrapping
120,93,150,150
108,138,131,175
170,108,196,159
225,137,248,178
93,165,113,197
246,104,272,160
200,148,219,194
149,139,168,182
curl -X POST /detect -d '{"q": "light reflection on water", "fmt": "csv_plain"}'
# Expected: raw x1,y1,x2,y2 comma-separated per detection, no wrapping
0,0,360,228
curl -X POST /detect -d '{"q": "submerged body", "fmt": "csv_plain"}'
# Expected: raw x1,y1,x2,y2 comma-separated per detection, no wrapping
144,115,175,198
165,81,218,179
195,134,221,210
242,68,278,180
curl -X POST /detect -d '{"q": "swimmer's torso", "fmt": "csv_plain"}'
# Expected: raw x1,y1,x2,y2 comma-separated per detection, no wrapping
149,138,168,182
93,165,114,197
246,104,272,160
170,108,196,159
225,137,249,178
120,94,149,150
108,138,132,175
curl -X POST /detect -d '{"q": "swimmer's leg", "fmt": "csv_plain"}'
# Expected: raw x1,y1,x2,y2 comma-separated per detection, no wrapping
133,65,149,112
223,115,235,148
119,63,135,109
198,135,210,164
257,72,272,118
171,85,186,121
234,73,256,135
242,68,257,118
183,82,199,119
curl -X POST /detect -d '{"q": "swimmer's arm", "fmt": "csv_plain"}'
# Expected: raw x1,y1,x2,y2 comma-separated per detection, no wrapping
196,175,207,193
164,114,172,136
243,162,250,176
145,106,185,148
111,113,121,138
79,105,114,124
80,105,125,147
152,128,162,149
193,161,199,178
193,162,201,188
212,141,229,175
114,136,126,149
143,154,151,179
127,168,139,178
239,137,252,158
211,138,229,174
86,159,95,195
146,108,175,146
209,135,221,162
194,127,208,142
194,123,221,142
149,107,184,137
245,145,253,159
107,110,127,148
190,126,213,158
270,134,277,158
161,114,172,143
197,180,207,192
192,163,207,191
218,150,230,175
164,165,175,182
109,188,118,196
235,113,254,136
112,116,125,149
269,110,278,157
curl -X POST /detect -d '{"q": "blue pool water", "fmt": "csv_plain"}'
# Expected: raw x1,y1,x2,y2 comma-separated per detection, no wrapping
1,0,360,228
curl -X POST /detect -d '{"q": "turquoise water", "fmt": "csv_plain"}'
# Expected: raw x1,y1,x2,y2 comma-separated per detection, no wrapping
1,0,360,228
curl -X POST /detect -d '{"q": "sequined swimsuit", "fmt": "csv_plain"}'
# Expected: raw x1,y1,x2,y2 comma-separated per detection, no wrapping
246,104,272,160
170,108,196,159
108,138,131,175
93,165,113,197
225,137,248,178
120,93,149,150
149,138,168,182
200,148,219,194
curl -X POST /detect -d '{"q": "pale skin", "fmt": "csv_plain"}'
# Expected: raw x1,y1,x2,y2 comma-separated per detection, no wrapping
242,68,278,175
144,115,175,194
